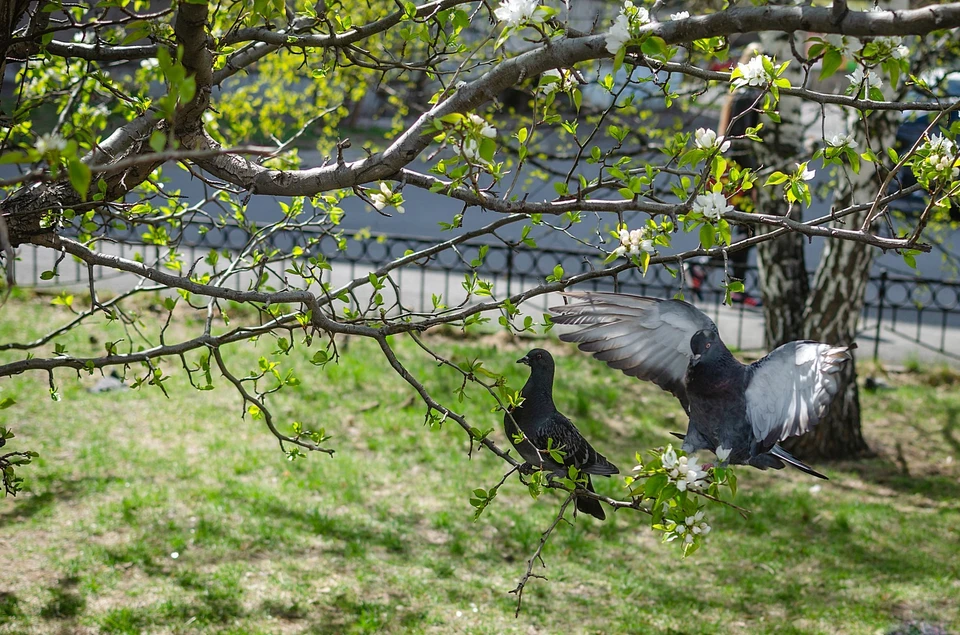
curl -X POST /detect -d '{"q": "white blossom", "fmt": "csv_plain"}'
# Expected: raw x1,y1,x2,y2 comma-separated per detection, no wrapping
539,69,575,95
827,133,857,150
928,153,960,180
662,445,678,470
670,11,689,20
715,446,731,462
370,184,389,211
140,58,159,70
927,133,955,155
666,454,708,492
796,162,816,181
732,54,773,90
693,191,734,220
370,182,404,213
875,35,901,50
494,0,540,27
462,138,480,162
846,66,883,89
667,510,710,543
605,13,632,54
694,127,730,153
35,132,67,155
613,226,655,258
605,1,650,55
823,33,857,57
875,36,910,60
468,113,497,139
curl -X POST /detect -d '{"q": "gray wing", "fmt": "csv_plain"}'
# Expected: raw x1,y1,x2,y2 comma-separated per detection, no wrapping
744,341,854,452
550,292,717,411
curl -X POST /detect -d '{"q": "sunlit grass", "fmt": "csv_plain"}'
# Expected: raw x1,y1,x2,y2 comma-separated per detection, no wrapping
1,296,958,634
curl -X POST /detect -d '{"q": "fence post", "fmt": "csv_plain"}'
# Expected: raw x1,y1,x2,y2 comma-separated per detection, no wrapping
873,269,887,362
506,248,514,297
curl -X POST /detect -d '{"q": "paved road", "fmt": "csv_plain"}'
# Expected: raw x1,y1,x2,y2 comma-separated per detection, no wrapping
4,113,959,366
12,238,959,367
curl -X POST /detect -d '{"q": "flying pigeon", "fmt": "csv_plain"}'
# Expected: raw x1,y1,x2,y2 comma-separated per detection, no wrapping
550,292,854,479
506,348,620,519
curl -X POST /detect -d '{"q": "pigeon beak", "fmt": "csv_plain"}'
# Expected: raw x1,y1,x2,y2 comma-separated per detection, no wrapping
690,353,702,367
517,355,531,365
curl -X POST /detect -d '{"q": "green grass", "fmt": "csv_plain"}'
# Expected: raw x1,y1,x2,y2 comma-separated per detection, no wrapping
1,297,959,634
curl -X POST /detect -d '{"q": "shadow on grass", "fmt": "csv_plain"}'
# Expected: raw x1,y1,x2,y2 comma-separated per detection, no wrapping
0,475,121,528
39,577,85,621
0,592,21,625
302,594,430,635
832,456,960,501
942,405,960,454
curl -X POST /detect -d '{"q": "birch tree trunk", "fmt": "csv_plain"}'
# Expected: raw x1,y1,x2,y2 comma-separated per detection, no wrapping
752,32,812,348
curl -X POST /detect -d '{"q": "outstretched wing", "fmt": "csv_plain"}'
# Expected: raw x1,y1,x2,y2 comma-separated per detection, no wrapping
550,292,717,411
745,341,854,452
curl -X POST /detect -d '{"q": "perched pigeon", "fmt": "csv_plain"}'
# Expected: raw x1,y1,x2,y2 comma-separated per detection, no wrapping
551,292,855,479
506,348,620,520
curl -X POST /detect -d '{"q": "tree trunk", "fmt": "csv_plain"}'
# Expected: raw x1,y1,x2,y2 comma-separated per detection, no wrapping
779,105,898,460
782,214,875,458
755,211,809,347
751,28,898,460
752,31,811,348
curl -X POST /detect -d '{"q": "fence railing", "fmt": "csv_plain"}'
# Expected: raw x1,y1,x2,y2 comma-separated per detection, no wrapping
10,224,960,362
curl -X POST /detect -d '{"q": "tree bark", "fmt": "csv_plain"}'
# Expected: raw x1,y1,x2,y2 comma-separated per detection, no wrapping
752,31,811,348
751,27,897,460
779,106,898,460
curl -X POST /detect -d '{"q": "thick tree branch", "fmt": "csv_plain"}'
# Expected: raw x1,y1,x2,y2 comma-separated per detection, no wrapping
43,40,159,61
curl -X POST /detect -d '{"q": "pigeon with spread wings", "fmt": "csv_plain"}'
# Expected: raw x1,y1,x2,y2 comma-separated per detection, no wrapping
550,292,853,479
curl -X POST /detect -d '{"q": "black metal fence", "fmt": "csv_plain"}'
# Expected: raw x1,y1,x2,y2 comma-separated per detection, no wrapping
11,224,960,362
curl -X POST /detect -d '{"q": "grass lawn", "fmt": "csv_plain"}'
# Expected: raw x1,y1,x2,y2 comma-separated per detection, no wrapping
1,295,959,634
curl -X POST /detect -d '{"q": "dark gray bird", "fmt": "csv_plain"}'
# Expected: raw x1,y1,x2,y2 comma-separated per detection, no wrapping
551,292,855,479
506,348,620,520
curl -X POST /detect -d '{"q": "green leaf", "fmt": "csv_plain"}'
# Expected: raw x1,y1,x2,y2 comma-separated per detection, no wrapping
820,49,842,80
645,473,668,499
764,171,788,186
0,397,15,409
641,36,667,58
699,224,716,250
67,159,91,201
149,130,167,153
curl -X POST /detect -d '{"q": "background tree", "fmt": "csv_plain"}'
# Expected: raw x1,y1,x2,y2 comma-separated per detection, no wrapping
2,0,960,603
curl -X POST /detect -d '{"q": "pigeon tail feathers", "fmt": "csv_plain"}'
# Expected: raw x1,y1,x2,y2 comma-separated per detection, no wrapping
769,445,829,480
576,477,606,520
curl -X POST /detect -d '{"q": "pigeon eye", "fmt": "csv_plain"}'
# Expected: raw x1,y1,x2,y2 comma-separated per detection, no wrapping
705,343,712,349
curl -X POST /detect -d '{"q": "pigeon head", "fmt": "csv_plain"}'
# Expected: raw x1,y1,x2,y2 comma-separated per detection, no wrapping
518,348,554,369
689,329,720,366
